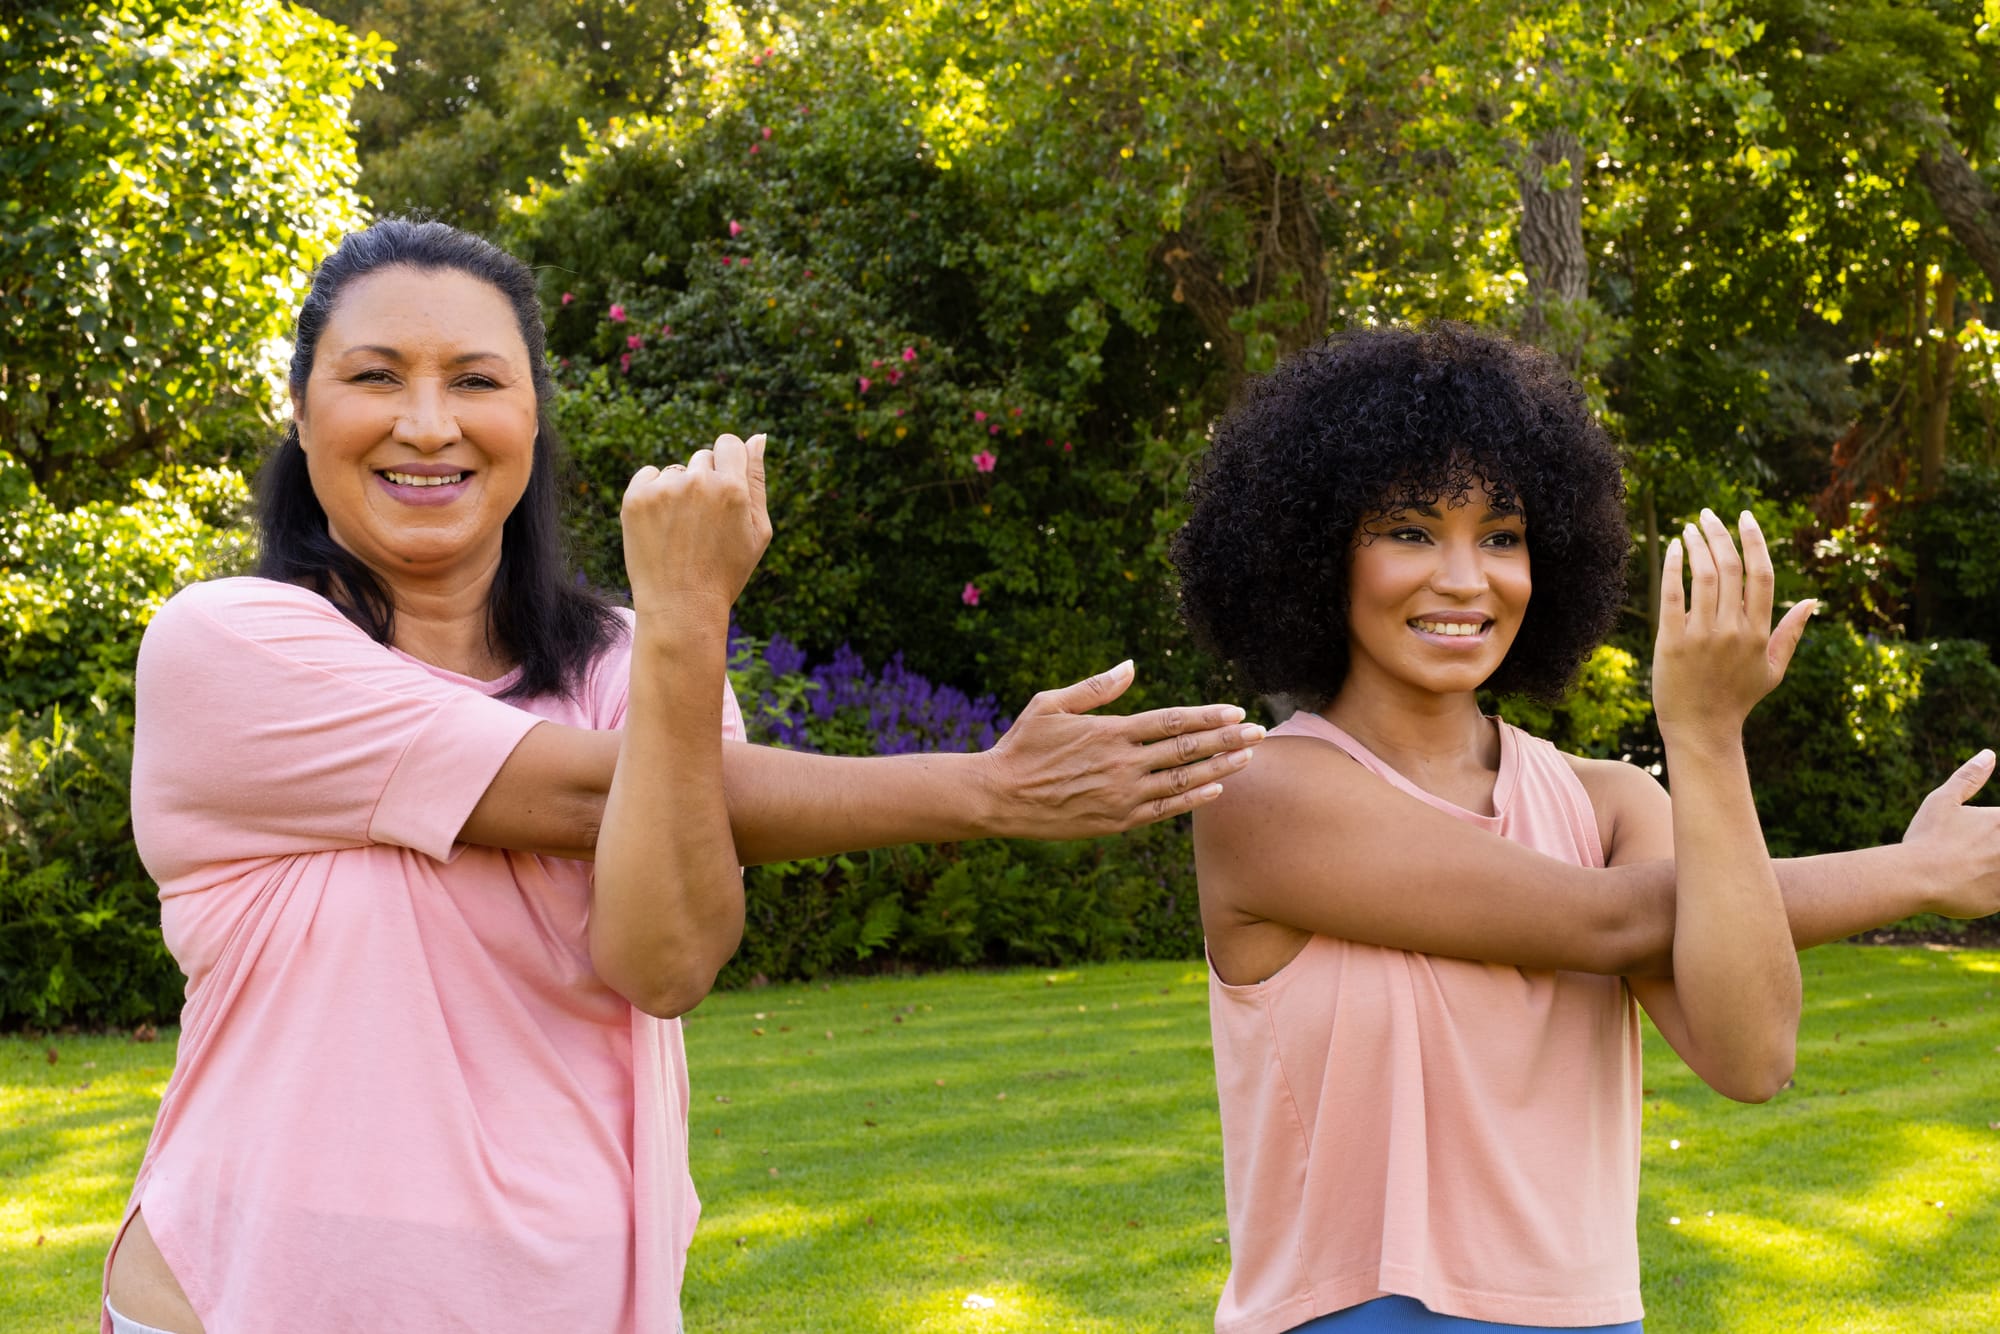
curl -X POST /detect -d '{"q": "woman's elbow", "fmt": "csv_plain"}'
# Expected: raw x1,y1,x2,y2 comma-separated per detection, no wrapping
1707,1043,1797,1104
599,953,723,1019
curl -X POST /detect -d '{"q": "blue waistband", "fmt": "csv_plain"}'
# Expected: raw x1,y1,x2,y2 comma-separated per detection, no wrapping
1289,1296,1643,1334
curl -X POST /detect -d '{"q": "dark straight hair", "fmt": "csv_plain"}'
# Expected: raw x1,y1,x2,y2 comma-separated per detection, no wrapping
256,218,620,700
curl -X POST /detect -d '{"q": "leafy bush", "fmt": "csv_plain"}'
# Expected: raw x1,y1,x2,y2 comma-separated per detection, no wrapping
1745,626,1998,863
1493,643,1656,760
0,464,249,1027
0,703,185,1027
1,462,252,718
508,29,1220,714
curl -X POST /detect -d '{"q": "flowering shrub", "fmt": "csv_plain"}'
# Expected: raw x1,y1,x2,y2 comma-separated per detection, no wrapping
507,32,1223,714
719,626,1201,983
732,628,1010,755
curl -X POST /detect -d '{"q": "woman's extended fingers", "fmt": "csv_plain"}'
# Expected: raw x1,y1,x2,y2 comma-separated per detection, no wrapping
1133,714,1266,769
1658,536,1685,635
1681,521,1718,630
1738,510,1776,629
1128,747,1255,816
1694,508,1742,625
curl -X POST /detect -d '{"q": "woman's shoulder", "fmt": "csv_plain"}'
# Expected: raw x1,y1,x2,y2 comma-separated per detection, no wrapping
141,577,372,678
154,575,346,631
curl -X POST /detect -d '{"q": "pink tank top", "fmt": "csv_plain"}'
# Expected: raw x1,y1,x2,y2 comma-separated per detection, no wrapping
1207,712,1643,1333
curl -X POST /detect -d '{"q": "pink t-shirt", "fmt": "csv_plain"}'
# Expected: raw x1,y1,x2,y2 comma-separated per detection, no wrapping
1208,712,1643,1333
111,577,742,1333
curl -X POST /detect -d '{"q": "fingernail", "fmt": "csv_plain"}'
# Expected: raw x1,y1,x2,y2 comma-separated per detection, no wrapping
1237,724,1265,743
1228,749,1252,767
1700,508,1717,523
1740,509,1758,526
1110,659,1135,676
1213,704,1246,725
1199,783,1226,801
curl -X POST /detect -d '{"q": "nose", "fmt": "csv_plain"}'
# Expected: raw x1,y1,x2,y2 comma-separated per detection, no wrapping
391,379,459,452
1428,536,1490,598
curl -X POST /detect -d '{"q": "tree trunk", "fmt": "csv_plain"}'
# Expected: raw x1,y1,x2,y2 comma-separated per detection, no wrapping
1914,142,2000,303
1910,268,1961,634
1158,146,1328,387
1516,128,1588,370
1915,270,1960,498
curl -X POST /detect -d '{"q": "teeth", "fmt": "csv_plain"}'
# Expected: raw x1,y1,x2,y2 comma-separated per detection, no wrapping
383,471,464,487
1411,620,1486,637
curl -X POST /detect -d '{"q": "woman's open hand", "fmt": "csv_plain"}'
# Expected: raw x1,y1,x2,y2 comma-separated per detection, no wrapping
1652,508,1815,742
979,660,1264,838
621,433,772,615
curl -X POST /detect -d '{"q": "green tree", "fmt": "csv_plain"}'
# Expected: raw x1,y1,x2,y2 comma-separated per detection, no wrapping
311,0,705,229
0,0,386,502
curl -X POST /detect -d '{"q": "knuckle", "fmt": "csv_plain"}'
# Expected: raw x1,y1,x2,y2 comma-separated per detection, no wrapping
1161,708,1187,735
1174,730,1200,763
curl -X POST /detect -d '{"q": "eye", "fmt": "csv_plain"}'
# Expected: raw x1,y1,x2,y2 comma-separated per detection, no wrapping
1483,530,1525,549
351,368,396,384
1387,525,1432,543
456,374,499,390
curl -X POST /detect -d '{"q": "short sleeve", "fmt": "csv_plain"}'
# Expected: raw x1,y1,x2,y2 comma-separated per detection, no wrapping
582,606,746,743
132,579,544,882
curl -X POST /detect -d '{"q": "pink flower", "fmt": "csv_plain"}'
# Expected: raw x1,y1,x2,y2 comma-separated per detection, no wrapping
729,219,743,237
660,324,673,336
740,257,752,268
750,143,761,155
973,410,987,423
722,256,734,267
762,126,773,139
961,583,981,607
560,292,574,306
1010,407,1022,417
803,268,815,279
609,303,627,323
895,407,905,416
973,450,997,473
1063,441,1073,452
902,346,917,362
871,359,882,368
887,370,902,385
989,424,1001,435
620,352,632,374
626,334,644,350
858,377,872,394
560,358,571,369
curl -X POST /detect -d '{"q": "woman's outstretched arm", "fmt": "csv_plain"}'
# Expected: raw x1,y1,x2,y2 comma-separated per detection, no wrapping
464,666,1263,864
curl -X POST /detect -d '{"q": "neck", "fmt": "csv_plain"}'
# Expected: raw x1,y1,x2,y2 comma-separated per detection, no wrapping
374,555,514,682
1321,662,1495,777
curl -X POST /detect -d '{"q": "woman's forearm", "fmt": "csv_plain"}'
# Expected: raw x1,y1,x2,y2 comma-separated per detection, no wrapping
722,742,1003,865
1659,729,1801,1098
592,607,745,1017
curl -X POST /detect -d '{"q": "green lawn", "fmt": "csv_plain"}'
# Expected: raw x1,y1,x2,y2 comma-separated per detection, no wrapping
4,945,1996,1332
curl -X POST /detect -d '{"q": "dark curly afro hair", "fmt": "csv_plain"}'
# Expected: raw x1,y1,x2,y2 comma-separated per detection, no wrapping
1171,323,1630,709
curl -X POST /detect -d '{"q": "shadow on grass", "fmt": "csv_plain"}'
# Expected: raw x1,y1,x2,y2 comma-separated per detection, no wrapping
1638,948,2000,1332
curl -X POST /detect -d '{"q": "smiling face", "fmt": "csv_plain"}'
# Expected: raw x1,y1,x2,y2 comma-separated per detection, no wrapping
1340,480,1532,703
294,266,539,598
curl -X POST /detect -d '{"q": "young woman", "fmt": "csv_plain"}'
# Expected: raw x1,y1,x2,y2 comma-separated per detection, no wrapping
1171,323,1829,1333
102,219,1264,1334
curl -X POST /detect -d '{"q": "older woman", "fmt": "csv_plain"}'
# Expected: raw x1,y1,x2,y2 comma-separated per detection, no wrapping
103,219,1263,1334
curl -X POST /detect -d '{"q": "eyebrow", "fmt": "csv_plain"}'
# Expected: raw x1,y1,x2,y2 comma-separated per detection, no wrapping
337,345,509,367
1406,504,1519,522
